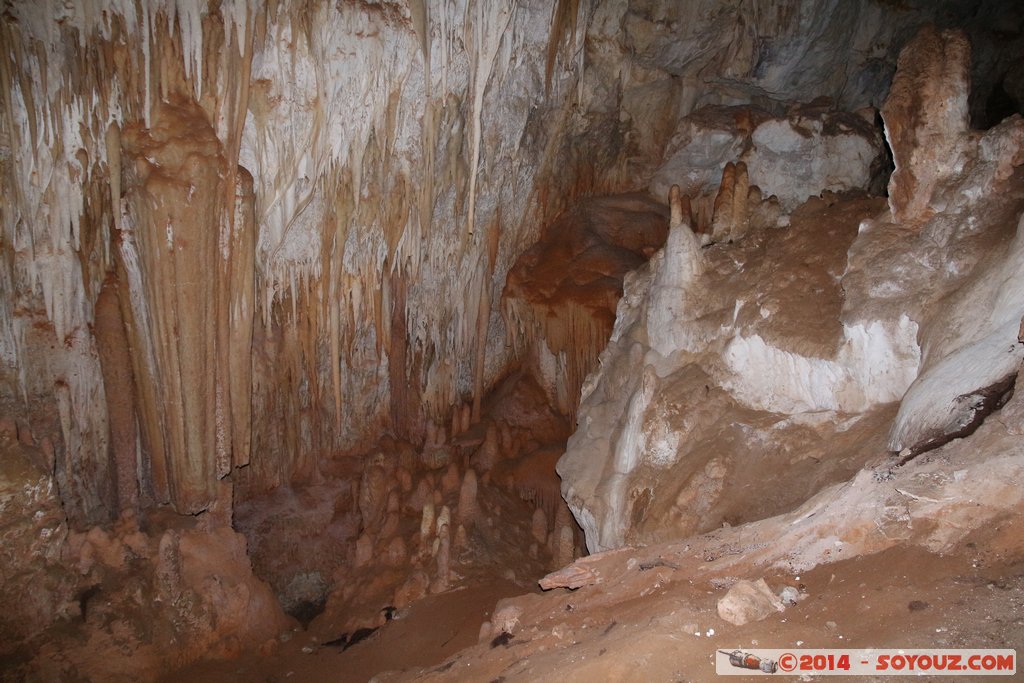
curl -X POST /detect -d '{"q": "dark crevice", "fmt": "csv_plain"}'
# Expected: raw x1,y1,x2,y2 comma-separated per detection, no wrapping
287,597,327,629
893,372,1017,467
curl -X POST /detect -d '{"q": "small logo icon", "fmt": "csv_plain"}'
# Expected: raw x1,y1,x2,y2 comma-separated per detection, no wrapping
720,650,778,674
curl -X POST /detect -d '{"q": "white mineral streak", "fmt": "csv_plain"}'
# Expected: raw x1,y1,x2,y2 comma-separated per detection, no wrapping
722,316,921,414
0,0,581,519
465,1,514,236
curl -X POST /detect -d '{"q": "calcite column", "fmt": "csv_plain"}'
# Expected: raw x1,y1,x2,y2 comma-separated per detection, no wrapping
94,275,138,515
225,165,256,473
117,98,253,514
881,27,971,224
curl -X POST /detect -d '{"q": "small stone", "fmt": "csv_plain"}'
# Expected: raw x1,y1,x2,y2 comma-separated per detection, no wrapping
717,578,785,626
539,563,600,591
492,602,523,634
779,585,802,605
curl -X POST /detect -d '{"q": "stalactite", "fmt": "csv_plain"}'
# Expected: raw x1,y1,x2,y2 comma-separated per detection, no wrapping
228,165,256,470
544,0,580,95
2,0,587,520
465,0,514,235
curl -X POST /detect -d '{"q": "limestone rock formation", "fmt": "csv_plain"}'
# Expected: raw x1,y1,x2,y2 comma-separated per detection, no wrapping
0,438,73,656
503,195,669,417
651,103,886,214
559,23,1024,556
881,26,972,225
2,1,1024,680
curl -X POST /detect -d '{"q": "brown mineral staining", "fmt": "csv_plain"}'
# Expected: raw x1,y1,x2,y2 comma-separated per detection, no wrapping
881,26,971,224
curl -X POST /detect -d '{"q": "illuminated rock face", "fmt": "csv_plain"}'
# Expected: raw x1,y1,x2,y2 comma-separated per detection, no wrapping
559,25,1024,554
1,2,1023,672
0,0,590,522
651,104,886,214
0,0,992,526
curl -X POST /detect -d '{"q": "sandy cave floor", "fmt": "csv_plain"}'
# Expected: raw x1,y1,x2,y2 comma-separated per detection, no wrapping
165,521,1024,683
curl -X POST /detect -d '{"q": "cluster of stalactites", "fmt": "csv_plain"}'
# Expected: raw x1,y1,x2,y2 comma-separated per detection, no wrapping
0,0,589,521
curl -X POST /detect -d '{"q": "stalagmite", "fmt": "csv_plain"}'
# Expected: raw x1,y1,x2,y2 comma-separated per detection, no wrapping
433,529,451,593
499,422,514,455
435,505,451,542
385,537,407,566
531,507,548,545
730,161,750,241
382,511,400,538
420,501,435,546
432,509,452,594
554,524,575,570
354,534,373,568
881,26,971,224
457,469,478,526
472,422,500,472
549,502,576,568
397,467,413,494
711,161,737,243
359,466,388,533
442,463,460,493
669,184,692,229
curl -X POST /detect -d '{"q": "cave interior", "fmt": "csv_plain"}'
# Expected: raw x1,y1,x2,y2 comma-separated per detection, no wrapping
2,0,1024,681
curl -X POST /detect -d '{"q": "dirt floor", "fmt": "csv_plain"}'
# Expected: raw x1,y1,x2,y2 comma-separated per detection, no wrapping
161,521,1023,683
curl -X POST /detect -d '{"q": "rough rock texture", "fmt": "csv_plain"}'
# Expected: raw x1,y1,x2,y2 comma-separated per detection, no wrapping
119,98,250,515
559,24,1024,555
867,28,1024,453
650,103,886,212
560,192,910,552
503,194,669,417
716,578,785,626
408,378,1024,681
882,26,972,225
5,516,290,683
2,2,1024,679
0,0,996,530
0,437,73,657
0,0,591,526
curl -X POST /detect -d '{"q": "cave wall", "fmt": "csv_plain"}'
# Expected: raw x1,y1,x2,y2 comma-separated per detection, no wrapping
0,0,591,525
558,24,1024,553
1,0,1014,529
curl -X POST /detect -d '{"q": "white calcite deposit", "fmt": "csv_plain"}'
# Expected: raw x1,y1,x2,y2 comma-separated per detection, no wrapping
560,26,1024,553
